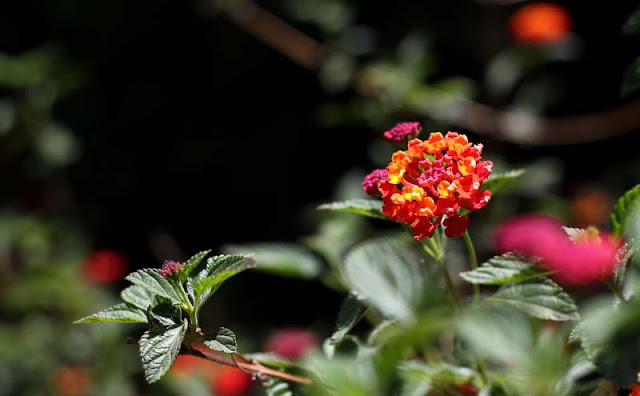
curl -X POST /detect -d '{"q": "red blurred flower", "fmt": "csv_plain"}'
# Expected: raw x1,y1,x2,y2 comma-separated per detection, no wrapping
509,2,571,44
362,168,389,197
456,383,478,395
493,214,623,286
630,384,640,396
265,327,319,360
570,188,614,228
52,365,91,396
82,249,129,283
383,122,421,143
379,130,492,240
170,354,220,379
209,366,252,396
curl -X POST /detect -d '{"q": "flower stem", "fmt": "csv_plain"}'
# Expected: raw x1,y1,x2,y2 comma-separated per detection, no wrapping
177,281,197,328
608,280,627,303
443,265,461,310
463,230,479,301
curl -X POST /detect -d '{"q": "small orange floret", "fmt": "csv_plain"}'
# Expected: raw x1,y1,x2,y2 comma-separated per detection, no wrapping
509,2,571,44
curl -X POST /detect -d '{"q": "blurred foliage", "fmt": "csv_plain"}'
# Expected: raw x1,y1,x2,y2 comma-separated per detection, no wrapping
2,0,640,395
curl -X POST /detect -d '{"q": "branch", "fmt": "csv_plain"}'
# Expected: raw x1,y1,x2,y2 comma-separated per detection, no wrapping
216,0,640,146
185,346,313,385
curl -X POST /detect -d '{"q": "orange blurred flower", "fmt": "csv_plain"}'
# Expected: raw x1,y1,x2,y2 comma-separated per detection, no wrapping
570,188,614,228
81,249,129,283
509,2,571,44
209,366,252,396
630,384,640,396
52,365,91,396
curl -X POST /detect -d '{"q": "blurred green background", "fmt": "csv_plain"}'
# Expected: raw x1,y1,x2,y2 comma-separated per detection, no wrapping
2,0,640,395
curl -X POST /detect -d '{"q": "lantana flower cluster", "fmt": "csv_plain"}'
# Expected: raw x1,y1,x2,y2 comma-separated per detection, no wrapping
365,128,493,240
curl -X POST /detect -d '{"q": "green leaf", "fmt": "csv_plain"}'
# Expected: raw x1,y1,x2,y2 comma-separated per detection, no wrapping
487,278,580,321
193,254,256,306
610,183,640,236
481,169,526,195
223,242,322,279
203,327,237,354
125,268,183,304
121,285,154,310
317,199,387,220
622,57,640,97
139,321,187,384
329,292,367,344
74,302,147,324
180,249,211,281
342,236,426,321
623,5,640,35
459,253,542,285
367,320,401,345
266,378,294,396
148,303,182,326
398,361,476,396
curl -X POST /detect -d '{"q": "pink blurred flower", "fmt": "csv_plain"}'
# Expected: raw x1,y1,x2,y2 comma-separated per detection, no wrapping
362,168,388,197
493,214,623,286
383,122,421,143
264,327,319,360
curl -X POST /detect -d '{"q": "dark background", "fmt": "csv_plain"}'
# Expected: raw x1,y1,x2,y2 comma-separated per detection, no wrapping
2,0,640,327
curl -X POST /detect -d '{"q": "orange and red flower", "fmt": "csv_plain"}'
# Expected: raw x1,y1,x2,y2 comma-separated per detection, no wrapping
378,131,492,240
509,2,571,45
629,384,640,396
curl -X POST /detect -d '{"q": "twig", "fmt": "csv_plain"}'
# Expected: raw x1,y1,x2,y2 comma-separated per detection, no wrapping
186,346,313,385
218,1,640,146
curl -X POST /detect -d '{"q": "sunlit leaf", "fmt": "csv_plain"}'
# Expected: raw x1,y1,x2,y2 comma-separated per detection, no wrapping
180,250,211,281
148,303,181,326
121,285,154,311
487,278,579,321
266,378,294,396
459,253,542,285
125,269,182,305
481,169,526,195
203,327,237,354
74,303,147,324
610,183,640,236
329,291,367,344
139,321,187,383
193,254,256,307
223,243,322,279
317,199,387,220
342,236,425,321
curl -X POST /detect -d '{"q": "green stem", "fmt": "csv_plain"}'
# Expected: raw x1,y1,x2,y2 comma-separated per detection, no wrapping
608,280,627,303
177,281,197,328
463,230,479,301
443,265,461,310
